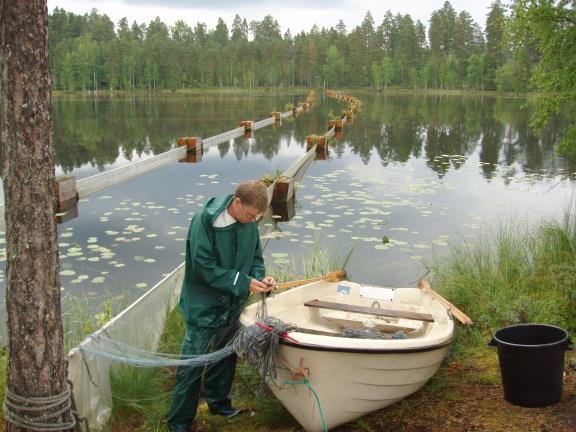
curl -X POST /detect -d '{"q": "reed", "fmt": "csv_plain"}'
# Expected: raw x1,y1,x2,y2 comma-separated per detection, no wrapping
62,295,118,351
427,204,576,353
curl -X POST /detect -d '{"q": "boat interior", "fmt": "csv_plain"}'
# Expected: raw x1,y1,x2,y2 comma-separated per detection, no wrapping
244,280,452,341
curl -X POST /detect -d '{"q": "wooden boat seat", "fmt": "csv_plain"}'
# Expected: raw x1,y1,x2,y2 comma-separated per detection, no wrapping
304,300,435,323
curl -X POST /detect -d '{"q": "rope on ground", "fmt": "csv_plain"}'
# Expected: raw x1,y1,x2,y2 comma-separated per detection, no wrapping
284,377,328,432
3,384,77,431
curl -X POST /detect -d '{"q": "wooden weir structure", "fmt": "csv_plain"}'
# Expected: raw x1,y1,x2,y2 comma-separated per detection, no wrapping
3,90,361,430
0,92,325,230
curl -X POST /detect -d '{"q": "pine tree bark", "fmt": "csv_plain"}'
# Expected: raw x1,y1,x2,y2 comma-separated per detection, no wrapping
0,1,71,431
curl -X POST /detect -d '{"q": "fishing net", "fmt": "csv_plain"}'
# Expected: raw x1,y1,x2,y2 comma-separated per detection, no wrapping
78,294,294,386
233,316,296,383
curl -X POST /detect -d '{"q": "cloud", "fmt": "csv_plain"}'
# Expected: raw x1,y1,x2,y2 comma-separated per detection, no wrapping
116,0,347,10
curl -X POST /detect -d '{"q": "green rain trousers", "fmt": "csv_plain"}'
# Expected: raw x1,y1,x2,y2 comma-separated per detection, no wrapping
167,325,238,430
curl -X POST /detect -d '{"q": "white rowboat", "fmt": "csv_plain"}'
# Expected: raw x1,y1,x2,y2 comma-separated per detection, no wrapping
240,279,455,431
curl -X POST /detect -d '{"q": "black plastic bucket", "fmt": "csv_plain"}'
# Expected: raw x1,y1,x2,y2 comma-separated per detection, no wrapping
489,324,572,407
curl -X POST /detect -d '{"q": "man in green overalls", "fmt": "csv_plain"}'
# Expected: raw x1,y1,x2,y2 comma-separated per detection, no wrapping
167,180,275,432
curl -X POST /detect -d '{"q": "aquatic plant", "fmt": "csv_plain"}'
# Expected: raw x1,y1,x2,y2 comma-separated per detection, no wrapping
260,167,283,187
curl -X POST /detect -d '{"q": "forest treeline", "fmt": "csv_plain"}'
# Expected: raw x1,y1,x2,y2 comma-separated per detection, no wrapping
49,1,520,92
48,0,575,156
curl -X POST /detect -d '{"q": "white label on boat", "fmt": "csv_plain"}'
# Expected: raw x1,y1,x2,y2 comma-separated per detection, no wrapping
337,284,351,295
360,285,395,301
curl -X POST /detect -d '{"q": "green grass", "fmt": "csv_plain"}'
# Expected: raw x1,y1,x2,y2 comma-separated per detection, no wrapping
62,295,121,351
109,365,171,431
267,240,354,284
427,204,576,357
92,207,576,430
108,305,184,431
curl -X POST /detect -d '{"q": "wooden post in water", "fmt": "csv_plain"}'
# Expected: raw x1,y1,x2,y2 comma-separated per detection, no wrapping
238,120,254,131
55,203,79,224
54,176,78,210
271,112,282,122
177,136,201,151
238,120,254,139
328,119,343,131
272,176,292,203
178,136,203,163
54,176,79,224
315,145,328,161
271,198,296,221
306,135,328,161
306,135,326,149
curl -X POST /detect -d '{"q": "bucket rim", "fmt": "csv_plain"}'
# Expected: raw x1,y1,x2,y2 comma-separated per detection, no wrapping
492,323,570,349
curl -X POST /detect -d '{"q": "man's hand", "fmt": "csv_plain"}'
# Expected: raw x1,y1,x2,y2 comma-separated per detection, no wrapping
262,276,276,289
249,278,271,294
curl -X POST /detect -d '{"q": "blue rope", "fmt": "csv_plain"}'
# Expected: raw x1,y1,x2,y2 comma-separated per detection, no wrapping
284,378,328,432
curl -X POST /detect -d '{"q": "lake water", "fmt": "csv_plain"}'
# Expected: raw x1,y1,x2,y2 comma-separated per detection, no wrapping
0,92,574,344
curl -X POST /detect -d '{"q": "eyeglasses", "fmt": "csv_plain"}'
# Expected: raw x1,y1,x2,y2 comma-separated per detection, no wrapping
239,200,262,221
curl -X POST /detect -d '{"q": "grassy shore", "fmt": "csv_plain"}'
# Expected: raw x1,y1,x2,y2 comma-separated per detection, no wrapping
1,208,574,431
428,207,576,353
51,87,311,99
50,86,531,100
105,207,576,431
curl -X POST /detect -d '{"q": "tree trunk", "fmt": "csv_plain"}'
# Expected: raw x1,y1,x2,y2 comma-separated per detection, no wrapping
0,1,72,431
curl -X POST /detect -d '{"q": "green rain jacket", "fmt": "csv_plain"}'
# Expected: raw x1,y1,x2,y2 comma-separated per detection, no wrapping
179,194,265,329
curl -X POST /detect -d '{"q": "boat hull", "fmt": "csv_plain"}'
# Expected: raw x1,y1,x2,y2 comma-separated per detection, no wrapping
271,342,451,431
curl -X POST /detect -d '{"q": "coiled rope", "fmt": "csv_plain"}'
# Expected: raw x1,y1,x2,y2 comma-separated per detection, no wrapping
3,384,77,431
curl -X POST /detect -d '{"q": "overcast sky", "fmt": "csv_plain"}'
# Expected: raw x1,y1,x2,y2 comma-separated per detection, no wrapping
47,0,500,34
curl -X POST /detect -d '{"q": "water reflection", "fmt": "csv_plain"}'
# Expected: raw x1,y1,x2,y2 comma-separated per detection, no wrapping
50,93,575,180
52,94,301,175
338,94,574,179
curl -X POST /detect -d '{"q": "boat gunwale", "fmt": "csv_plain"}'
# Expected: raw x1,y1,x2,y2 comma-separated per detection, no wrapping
278,337,453,354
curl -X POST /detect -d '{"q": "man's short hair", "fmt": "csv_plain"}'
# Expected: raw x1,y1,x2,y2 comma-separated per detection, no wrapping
234,180,268,212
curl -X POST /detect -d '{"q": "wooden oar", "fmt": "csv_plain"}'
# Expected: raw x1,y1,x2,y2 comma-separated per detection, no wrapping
276,269,347,290
418,278,473,326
